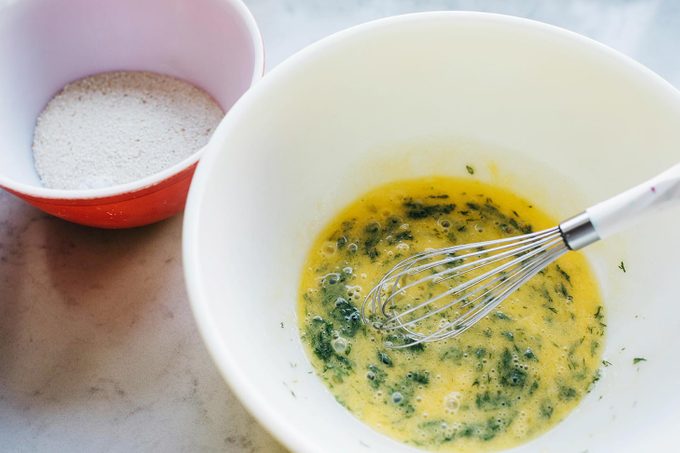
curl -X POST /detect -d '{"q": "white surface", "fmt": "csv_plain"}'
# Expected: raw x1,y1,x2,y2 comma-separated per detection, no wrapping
184,11,680,453
2,1,680,452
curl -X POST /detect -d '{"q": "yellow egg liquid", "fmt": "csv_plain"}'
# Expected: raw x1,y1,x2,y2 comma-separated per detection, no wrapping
298,176,605,452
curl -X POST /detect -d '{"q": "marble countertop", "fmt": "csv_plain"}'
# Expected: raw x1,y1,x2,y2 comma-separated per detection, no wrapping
1,1,679,452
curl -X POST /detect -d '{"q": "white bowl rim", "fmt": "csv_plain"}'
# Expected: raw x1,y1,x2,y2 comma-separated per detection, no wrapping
183,11,680,453
0,0,264,201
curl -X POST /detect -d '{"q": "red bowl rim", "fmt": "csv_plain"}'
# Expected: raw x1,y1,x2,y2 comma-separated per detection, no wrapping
4,161,199,206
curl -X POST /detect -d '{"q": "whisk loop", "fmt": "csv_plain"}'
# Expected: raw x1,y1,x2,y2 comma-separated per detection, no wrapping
361,226,570,347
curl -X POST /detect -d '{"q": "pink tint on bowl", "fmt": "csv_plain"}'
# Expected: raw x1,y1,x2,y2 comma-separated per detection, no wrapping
0,0,264,228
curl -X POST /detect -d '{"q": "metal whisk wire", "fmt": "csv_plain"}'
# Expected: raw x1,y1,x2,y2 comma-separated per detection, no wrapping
360,226,577,348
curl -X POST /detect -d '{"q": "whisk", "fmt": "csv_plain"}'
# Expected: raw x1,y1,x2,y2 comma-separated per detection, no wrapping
361,163,680,347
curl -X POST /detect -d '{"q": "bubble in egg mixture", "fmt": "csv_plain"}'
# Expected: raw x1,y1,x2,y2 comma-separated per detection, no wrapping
396,242,410,252
331,337,349,354
321,241,337,256
444,391,462,414
322,272,341,285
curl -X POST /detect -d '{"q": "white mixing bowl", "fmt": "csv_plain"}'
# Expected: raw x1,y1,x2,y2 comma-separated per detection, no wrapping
183,12,680,453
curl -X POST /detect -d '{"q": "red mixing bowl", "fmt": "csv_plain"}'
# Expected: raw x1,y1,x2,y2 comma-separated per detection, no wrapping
0,0,264,228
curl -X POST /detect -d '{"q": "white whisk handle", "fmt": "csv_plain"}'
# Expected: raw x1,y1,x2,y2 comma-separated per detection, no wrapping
586,162,680,241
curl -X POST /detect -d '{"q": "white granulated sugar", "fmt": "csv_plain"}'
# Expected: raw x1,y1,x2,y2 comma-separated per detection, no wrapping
32,71,224,190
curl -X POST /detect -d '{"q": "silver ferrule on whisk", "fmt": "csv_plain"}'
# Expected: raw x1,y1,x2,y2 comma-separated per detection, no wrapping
559,212,600,250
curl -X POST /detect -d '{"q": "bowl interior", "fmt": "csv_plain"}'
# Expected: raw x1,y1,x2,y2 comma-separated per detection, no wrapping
185,13,680,453
0,0,261,194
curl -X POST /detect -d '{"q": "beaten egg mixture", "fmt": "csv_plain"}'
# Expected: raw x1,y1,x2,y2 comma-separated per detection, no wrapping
298,176,605,452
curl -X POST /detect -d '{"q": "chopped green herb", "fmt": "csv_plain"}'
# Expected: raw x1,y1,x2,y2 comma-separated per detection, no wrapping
590,340,600,357
403,199,455,219
331,298,362,337
495,311,511,321
633,357,647,365
524,348,538,361
308,317,334,361
539,401,554,419
618,261,627,273
590,370,601,387
387,371,431,417
558,386,577,400
501,331,514,341
320,271,348,306
367,364,386,389
594,306,604,321
466,165,475,175
602,360,612,367
528,381,539,395
556,282,572,301
476,390,512,410
441,347,464,363
385,215,402,230
555,264,572,284
394,230,414,242
341,220,354,233
362,221,382,259
499,349,527,388
378,351,393,367
407,370,430,385
483,198,507,217
499,223,512,233
306,317,352,381
544,304,557,314
455,416,512,442
538,285,554,303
